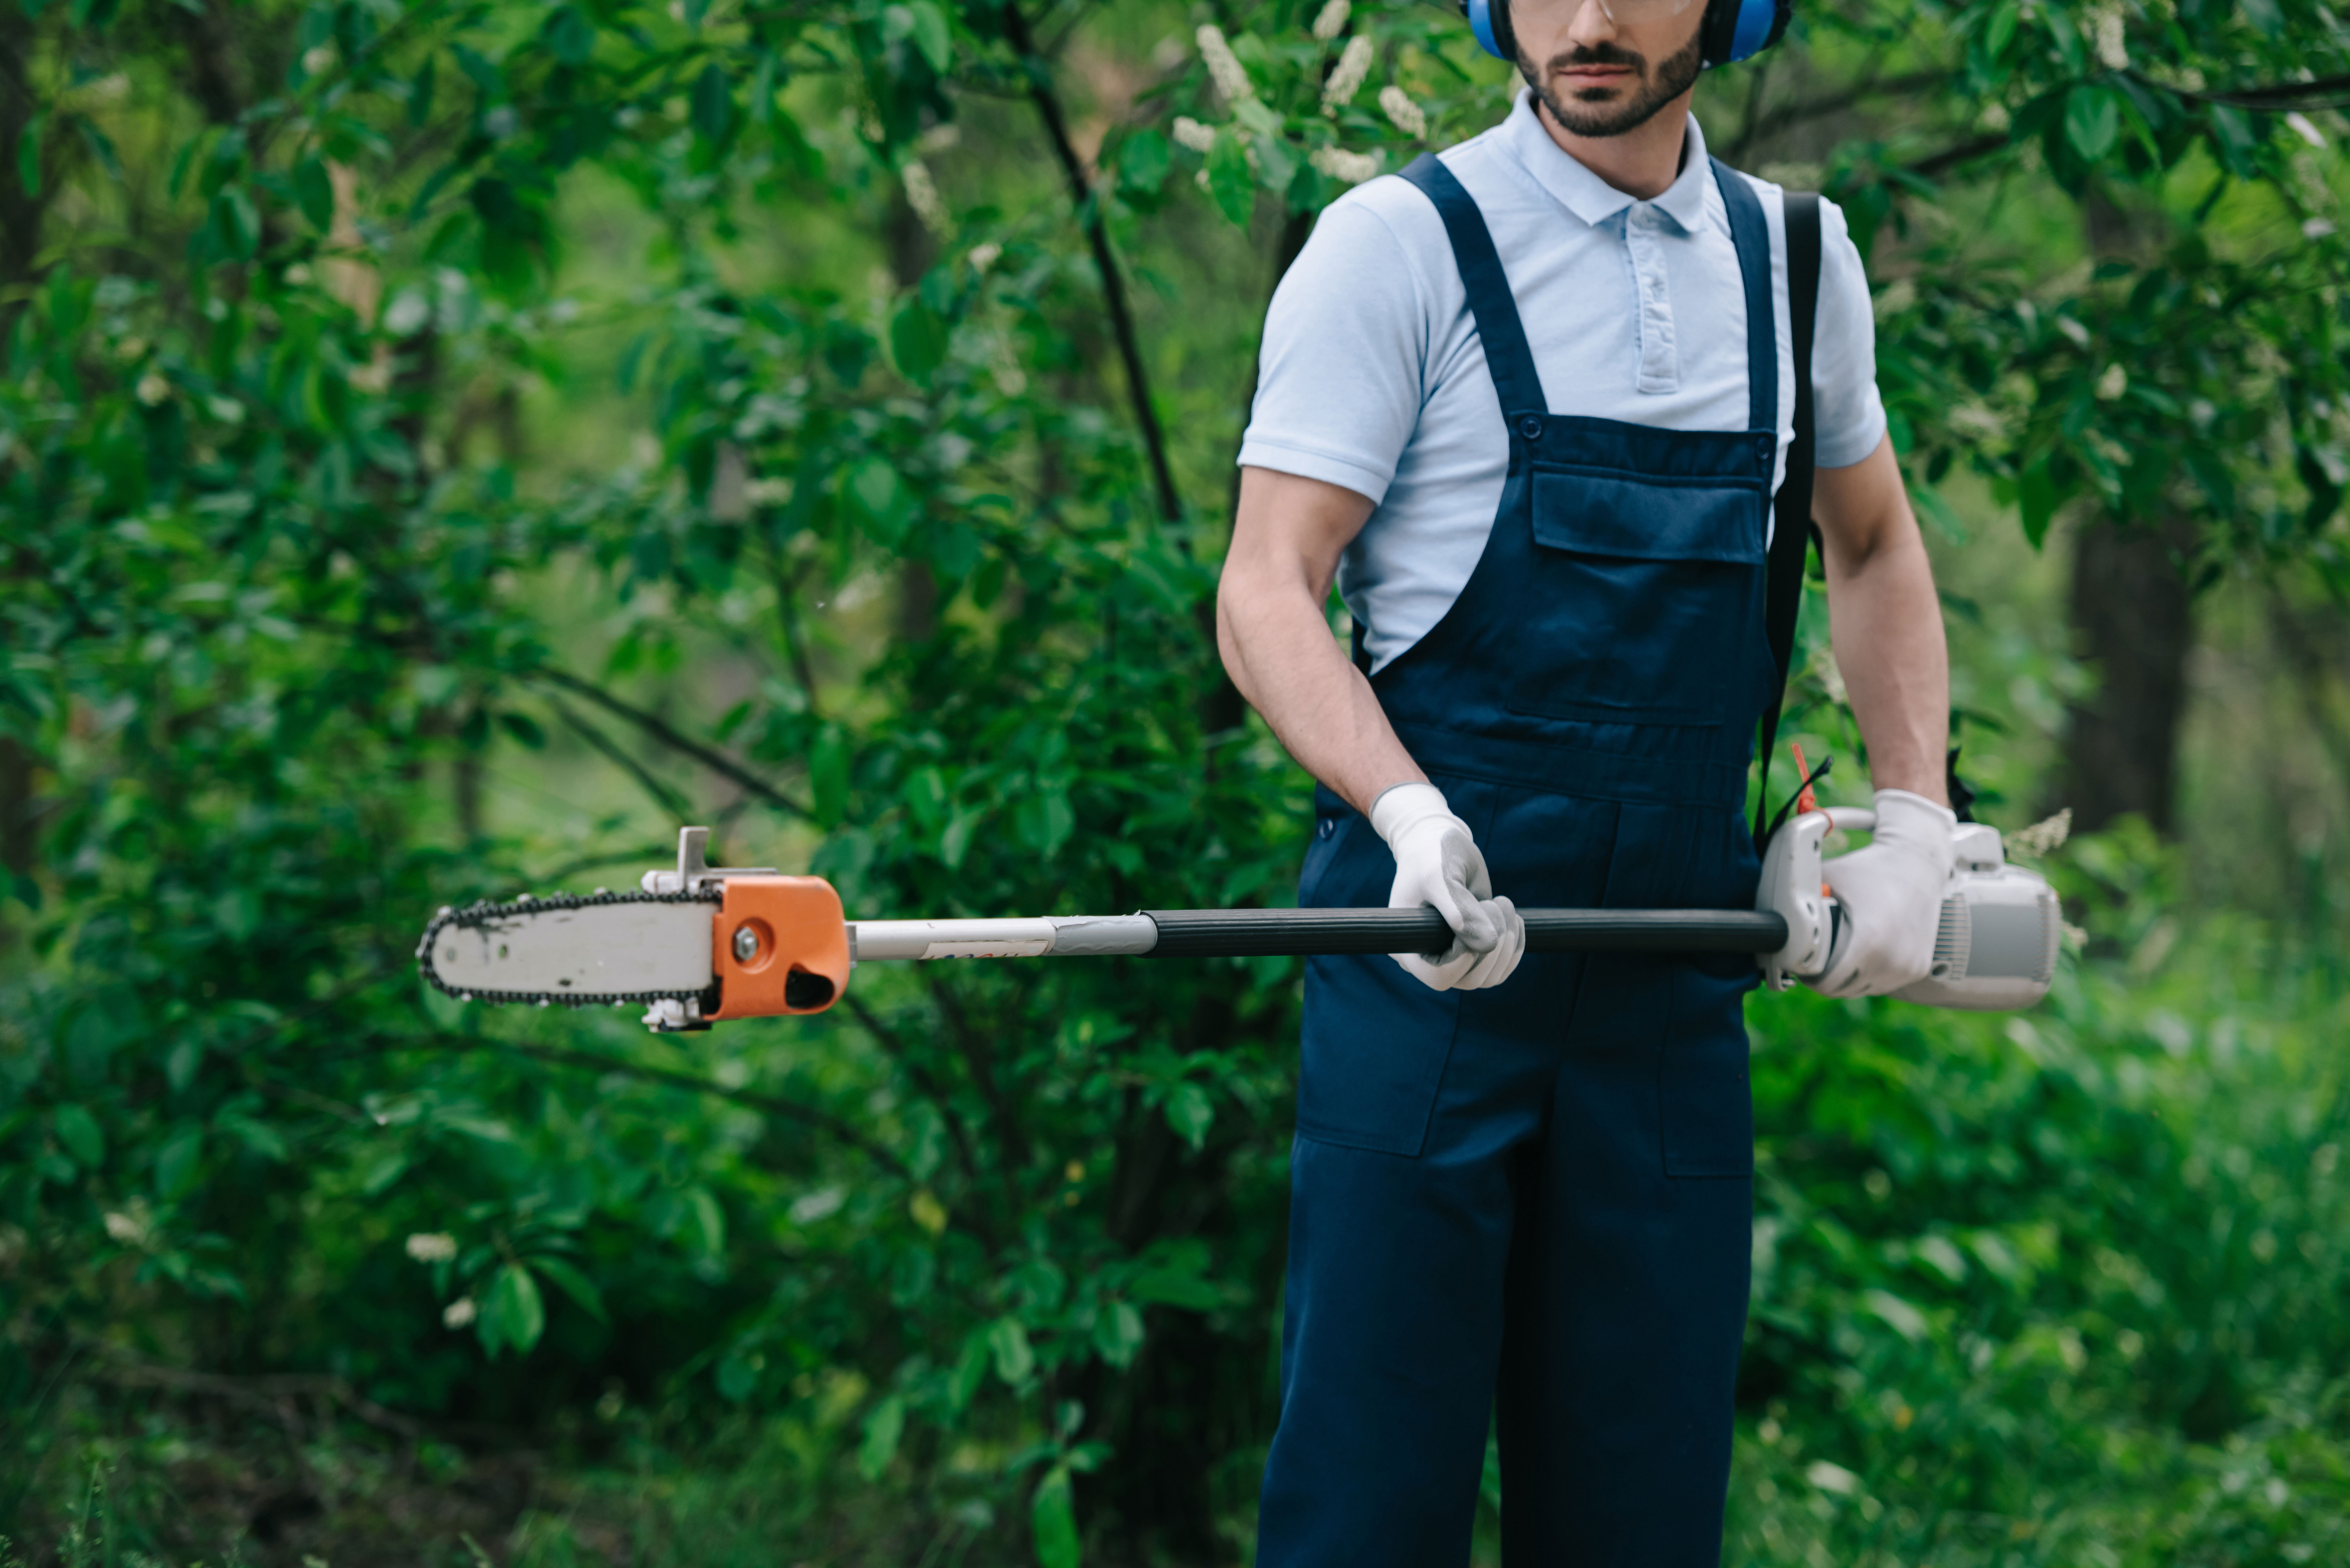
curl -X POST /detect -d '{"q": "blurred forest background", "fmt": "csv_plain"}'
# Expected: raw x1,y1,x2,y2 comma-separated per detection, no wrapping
3,0,2350,1563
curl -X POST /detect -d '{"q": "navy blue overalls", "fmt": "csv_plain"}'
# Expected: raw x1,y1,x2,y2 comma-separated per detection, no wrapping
1256,154,1782,1567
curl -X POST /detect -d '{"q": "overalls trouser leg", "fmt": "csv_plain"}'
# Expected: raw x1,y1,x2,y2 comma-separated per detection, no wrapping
1255,154,1783,1568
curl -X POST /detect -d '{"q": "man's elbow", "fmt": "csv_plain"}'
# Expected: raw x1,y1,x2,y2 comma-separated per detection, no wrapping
1214,567,1254,693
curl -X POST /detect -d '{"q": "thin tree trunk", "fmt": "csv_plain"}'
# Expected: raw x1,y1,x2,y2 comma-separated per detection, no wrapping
2061,196,2197,836
2062,514,2197,834
885,186,940,642
0,4,45,908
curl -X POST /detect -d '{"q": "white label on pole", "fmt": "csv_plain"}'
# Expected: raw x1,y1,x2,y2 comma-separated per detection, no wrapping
920,939,1054,959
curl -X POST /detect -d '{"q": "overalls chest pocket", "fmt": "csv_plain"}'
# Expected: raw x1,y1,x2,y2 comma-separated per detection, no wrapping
1508,447,1772,730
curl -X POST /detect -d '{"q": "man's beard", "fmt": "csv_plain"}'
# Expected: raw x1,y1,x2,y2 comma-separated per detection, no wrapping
1518,32,1704,139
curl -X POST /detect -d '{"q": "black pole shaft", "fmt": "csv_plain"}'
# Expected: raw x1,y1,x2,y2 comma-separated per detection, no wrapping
1140,907,1786,958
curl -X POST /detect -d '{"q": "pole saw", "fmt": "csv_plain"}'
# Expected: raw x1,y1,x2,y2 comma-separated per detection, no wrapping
416,808,2062,1032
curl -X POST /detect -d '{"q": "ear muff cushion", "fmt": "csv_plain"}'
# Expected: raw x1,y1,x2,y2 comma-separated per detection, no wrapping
1464,0,1518,60
1707,0,1791,64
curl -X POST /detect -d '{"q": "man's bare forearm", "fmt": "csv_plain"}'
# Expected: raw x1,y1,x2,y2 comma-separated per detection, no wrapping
1218,468,1425,814
1815,437,1950,804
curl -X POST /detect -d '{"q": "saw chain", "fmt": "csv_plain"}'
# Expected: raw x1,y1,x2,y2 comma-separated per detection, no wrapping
415,888,722,1009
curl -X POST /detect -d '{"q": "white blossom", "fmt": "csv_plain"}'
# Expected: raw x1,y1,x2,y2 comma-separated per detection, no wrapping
1378,84,1426,139
406,1232,458,1263
901,160,951,238
1323,35,1374,110
1310,145,1383,185
2010,808,2072,858
1312,0,1351,41
1197,26,1254,104
135,372,171,407
1171,116,1218,154
1948,403,2006,443
965,240,1002,272
2092,8,2127,71
443,1297,478,1328
2095,363,2128,401
104,1212,145,1245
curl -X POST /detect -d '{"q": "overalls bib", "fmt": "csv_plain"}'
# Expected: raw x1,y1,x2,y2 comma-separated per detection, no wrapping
1256,153,1781,1567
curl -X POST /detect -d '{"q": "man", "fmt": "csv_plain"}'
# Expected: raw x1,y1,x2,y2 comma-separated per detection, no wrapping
1215,0,1955,1561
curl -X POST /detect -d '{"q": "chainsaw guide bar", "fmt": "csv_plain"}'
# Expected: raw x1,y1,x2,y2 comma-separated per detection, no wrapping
415,890,722,1008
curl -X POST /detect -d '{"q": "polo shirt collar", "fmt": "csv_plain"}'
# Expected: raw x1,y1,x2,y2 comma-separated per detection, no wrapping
1501,89,1712,233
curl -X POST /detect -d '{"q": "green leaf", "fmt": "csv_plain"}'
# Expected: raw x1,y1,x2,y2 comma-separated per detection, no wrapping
481,1263,546,1357
1252,133,1298,195
684,1186,726,1257
293,157,335,233
811,724,851,825
715,1346,763,1401
1014,790,1074,856
950,1326,991,1409
858,1394,906,1480
989,1316,1035,1384
844,457,912,546
1118,129,1170,195
547,5,597,65
1983,0,2019,58
2064,87,2119,163
497,710,547,749
1162,1082,1213,1150
889,296,949,386
54,1104,104,1169
1032,1464,1080,1568
16,111,42,198
903,765,948,829
155,1124,203,1199
2018,460,2058,548
905,1,951,73
1863,1287,1929,1343
1092,1300,1144,1368
1206,132,1255,227
1127,1266,1220,1312
212,185,260,260
691,63,734,145
528,1255,608,1323
940,808,980,869
408,53,437,127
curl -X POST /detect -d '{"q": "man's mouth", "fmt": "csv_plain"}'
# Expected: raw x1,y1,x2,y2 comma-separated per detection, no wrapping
1554,60,1640,92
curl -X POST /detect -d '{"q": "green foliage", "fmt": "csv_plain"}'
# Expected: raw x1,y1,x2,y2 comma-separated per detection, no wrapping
0,0,2346,1563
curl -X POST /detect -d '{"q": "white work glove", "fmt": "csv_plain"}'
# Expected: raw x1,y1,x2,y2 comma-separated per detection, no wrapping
1810,788,1957,998
1368,782,1525,992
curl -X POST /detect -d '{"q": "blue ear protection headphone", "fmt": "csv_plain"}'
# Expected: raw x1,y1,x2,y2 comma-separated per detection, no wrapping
1460,0,1790,68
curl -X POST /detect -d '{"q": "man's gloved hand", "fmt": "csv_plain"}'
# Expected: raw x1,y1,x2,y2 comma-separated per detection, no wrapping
1368,782,1525,992
1810,788,1957,998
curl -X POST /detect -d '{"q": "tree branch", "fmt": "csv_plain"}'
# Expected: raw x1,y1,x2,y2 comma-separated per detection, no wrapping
921,969,1033,1174
2157,70,2350,109
999,2,1182,527
842,992,1003,1244
387,1032,910,1180
545,693,698,821
528,666,812,820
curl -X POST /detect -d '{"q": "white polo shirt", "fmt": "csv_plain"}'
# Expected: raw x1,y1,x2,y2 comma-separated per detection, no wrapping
1238,96,1886,674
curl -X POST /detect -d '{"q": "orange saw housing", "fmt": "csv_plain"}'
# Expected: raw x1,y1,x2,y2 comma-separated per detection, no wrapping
707,875,851,1019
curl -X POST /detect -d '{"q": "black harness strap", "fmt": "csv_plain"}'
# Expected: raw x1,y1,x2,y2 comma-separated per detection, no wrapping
1755,190,1822,848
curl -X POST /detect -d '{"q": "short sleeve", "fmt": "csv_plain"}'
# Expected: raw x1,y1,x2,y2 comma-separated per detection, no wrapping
1810,198,1887,471
1237,190,1434,506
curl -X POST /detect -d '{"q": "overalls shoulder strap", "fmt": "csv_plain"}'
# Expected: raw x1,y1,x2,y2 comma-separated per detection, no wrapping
1398,153,1548,416
1707,155,1777,439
